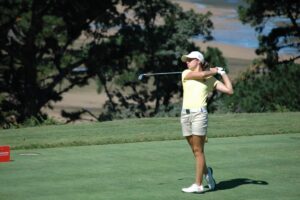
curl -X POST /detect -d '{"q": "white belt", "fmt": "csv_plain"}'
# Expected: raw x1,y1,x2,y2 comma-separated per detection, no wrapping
182,107,207,114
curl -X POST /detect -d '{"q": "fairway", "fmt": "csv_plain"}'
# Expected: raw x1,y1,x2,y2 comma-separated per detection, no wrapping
1,133,300,200
1,112,300,150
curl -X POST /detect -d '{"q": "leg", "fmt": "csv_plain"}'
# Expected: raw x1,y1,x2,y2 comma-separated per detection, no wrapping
186,135,208,185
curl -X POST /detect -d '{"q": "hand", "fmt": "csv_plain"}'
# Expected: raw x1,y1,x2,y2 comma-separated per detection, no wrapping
216,67,226,75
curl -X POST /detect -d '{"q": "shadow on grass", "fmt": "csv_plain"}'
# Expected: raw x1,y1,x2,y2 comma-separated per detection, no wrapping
215,178,268,191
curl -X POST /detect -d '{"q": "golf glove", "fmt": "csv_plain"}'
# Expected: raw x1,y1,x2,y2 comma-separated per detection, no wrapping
217,67,226,75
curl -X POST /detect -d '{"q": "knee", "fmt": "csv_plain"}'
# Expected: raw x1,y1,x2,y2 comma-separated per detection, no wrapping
192,147,204,156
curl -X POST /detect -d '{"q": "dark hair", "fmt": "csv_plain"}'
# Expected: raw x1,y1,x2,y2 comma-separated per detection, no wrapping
201,61,210,71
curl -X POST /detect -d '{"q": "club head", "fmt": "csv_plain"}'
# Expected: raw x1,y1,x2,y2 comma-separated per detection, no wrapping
138,74,144,80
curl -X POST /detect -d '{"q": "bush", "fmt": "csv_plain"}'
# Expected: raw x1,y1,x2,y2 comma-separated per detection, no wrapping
1,115,61,129
220,62,300,112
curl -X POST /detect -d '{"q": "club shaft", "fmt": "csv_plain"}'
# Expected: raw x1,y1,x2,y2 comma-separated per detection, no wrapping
142,71,181,76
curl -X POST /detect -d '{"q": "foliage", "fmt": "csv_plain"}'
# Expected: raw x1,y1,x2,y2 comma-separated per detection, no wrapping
221,62,300,112
238,0,300,64
0,0,126,126
92,0,224,121
0,0,226,125
224,0,300,113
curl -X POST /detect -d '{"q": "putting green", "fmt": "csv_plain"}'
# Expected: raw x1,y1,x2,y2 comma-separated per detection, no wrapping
1,133,299,200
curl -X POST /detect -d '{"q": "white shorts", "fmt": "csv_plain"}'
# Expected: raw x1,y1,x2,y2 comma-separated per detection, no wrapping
180,108,208,137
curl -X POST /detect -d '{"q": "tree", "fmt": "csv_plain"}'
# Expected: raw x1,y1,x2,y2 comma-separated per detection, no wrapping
238,0,300,64
0,0,124,125
222,62,300,112
92,0,217,120
220,0,300,113
0,0,223,125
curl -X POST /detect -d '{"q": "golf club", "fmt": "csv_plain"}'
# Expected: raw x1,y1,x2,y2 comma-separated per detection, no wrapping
137,61,214,80
138,71,182,80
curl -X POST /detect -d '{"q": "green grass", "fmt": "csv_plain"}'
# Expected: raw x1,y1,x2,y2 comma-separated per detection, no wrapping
1,112,300,150
1,134,299,200
1,113,300,199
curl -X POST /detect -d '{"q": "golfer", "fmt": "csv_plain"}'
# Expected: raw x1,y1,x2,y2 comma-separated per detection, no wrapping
180,51,233,193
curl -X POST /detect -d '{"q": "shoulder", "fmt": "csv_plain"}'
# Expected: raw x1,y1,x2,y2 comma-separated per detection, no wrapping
182,69,191,80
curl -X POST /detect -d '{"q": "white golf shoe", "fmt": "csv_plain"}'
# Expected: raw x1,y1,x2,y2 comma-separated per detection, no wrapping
182,183,204,193
205,167,216,190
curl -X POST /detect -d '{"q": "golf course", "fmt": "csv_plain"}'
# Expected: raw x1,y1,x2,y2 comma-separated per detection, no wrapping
1,112,300,200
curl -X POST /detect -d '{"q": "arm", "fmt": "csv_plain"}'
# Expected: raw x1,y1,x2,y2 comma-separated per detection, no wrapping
215,73,234,95
184,68,218,80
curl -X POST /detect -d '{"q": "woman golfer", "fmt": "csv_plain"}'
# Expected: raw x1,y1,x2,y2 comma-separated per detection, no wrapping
180,51,233,193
